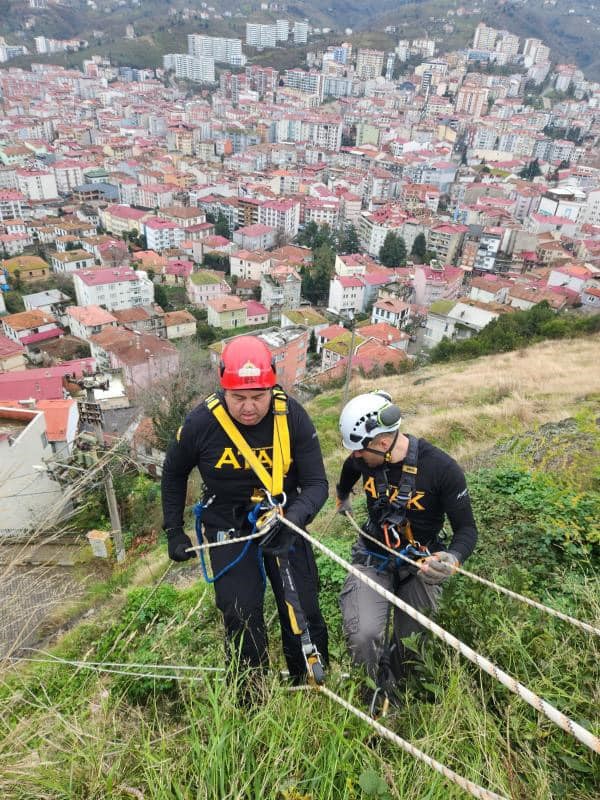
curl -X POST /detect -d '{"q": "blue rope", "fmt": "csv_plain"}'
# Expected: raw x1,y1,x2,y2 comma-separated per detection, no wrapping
364,548,392,573
364,543,431,573
193,501,252,584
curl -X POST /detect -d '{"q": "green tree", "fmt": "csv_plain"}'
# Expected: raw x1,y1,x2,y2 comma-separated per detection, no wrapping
10,269,24,293
203,252,230,271
519,158,542,181
296,222,335,251
4,291,25,313
309,329,317,353
296,220,319,249
339,223,360,254
302,244,335,305
154,283,169,310
411,233,427,262
379,232,407,267
214,212,230,239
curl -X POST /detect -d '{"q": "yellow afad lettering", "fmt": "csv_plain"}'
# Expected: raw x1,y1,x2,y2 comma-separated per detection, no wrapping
215,446,274,470
406,491,425,511
215,447,242,469
387,486,426,511
252,448,273,469
363,476,377,498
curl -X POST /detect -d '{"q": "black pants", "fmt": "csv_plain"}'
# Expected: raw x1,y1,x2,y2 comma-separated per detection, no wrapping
207,531,329,682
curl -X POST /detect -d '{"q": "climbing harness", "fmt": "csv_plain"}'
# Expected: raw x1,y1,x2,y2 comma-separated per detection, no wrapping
205,388,291,499
370,433,420,551
200,391,325,685
192,388,292,582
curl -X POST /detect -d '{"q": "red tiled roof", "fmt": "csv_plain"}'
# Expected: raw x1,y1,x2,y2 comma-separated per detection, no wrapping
76,266,138,286
0,333,25,358
67,305,117,326
20,327,64,345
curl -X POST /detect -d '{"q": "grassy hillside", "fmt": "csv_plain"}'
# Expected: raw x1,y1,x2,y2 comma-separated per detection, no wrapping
0,335,599,799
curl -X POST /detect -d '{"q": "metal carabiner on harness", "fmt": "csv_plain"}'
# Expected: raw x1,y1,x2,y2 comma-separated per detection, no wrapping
395,542,431,573
369,686,390,720
264,489,287,509
382,522,402,550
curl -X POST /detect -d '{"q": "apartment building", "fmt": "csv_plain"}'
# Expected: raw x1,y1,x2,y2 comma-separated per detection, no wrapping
187,34,245,66
16,168,59,201
163,53,215,83
258,198,300,237
355,49,384,80
246,23,277,49
143,218,185,252
73,267,154,310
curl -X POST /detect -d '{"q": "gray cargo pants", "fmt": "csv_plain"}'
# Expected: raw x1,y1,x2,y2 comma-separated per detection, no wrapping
339,543,442,681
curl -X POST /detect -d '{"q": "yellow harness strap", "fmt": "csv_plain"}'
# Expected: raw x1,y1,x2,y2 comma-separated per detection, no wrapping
205,390,291,497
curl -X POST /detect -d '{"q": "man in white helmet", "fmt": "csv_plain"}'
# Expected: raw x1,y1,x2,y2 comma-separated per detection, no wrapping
336,390,478,702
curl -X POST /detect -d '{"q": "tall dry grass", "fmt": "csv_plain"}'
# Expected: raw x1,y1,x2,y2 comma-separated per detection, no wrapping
341,336,600,464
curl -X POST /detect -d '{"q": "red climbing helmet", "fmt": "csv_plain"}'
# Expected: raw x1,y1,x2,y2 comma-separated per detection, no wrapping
219,336,276,390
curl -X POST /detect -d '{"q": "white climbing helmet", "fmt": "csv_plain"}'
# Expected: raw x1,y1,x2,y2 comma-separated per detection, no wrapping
339,391,402,450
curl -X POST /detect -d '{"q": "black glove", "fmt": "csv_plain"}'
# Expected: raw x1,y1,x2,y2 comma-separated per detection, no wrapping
167,529,196,562
261,521,296,557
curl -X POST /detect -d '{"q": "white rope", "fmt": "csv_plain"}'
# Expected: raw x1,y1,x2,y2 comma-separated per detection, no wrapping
185,530,266,551
7,656,210,683
311,685,509,800
281,517,600,755
20,650,226,672
345,513,600,638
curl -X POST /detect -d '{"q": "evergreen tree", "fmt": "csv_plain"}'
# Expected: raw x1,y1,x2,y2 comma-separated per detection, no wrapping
339,223,360,253
214,212,230,239
379,232,407,267
154,283,169,310
296,221,319,249
411,233,427,262
519,158,542,181
302,244,335,305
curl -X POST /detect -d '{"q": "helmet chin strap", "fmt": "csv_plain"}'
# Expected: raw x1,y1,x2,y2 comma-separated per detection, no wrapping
358,429,400,461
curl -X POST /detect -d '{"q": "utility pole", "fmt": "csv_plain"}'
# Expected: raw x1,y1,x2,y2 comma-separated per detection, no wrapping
79,376,125,563
343,316,356,407
327,307,356,407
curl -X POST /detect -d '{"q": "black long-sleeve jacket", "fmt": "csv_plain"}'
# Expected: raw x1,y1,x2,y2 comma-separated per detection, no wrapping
337,437,478,563
161,391,328,535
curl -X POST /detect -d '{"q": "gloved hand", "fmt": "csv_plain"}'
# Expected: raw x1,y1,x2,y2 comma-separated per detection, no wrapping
257,508,295,557
261,522,296,557
419,550,460,585
167,529,196,562
336,493,353,515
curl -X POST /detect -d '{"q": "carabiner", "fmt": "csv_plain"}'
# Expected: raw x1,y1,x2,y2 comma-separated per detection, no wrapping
383,522,401,550
264,490,287,509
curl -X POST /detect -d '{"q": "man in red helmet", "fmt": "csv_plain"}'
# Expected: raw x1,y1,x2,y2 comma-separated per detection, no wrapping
161,335,329,687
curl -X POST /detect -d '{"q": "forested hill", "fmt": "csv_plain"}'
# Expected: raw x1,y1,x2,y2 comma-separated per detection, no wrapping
1,334,599,798
2,0,600,79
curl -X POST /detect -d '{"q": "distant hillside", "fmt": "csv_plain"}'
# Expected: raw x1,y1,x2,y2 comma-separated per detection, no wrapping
2,0,599,79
